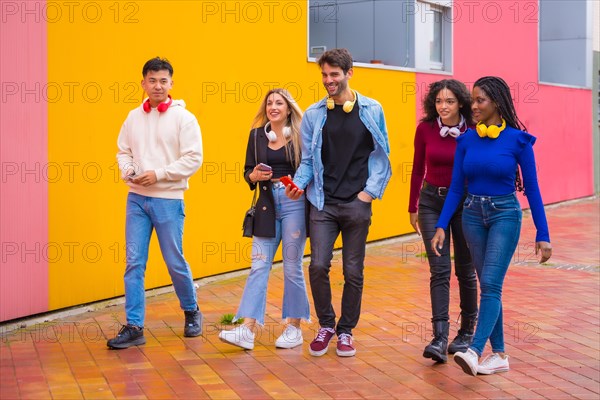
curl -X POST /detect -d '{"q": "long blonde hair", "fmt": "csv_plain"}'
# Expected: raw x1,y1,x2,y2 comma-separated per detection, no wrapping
251,88,303,168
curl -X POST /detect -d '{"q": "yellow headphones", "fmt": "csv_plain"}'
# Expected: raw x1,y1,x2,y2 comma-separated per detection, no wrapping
326,90,357,113
476,118,506,139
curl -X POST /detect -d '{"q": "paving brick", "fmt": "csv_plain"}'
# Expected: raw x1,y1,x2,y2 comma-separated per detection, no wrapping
0,198,598,399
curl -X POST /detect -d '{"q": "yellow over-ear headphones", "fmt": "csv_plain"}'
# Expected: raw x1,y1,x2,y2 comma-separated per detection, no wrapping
326,90,357,113
476,118,506,139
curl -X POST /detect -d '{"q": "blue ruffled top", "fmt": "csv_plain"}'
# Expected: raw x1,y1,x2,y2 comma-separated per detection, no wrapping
436,126,550,242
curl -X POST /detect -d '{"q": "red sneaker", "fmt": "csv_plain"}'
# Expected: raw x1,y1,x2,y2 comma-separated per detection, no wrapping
309,327,335,356
336,333,356,357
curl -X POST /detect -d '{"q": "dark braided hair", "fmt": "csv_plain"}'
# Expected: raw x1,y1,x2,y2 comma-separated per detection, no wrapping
474,76,525,193
473,76,527,131
421,79,473,124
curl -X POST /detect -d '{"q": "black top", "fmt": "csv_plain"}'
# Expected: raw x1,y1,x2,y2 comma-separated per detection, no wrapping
267,146,294,179
244,127,309,237
321,104,374,204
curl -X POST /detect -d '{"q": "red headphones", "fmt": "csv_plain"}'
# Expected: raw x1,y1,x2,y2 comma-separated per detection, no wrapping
143,95,172,113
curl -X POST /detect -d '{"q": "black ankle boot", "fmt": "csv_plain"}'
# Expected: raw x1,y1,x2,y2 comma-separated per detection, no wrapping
423,321,449,363
448,316,476,354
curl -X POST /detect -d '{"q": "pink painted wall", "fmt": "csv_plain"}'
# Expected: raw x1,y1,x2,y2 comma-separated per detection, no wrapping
416,0,594,207
0,4,49,321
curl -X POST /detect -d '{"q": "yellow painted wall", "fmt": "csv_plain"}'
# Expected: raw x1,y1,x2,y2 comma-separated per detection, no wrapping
48,1,416,309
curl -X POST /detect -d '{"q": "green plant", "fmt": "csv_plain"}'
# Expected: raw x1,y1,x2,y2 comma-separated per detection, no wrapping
220,313,243,325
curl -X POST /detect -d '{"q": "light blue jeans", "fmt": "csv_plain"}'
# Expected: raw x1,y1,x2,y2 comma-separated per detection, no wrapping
124,193,198,327
462,193,522,356
235,185,310,325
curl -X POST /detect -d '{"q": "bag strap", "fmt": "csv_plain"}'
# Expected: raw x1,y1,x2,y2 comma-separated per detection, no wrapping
250,128,258,206
254,127,258,166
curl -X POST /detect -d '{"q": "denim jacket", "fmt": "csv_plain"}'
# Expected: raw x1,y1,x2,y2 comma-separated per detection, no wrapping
293,91,392,210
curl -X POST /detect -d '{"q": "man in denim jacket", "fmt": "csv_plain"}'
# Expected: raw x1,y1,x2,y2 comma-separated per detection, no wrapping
286,48,391,357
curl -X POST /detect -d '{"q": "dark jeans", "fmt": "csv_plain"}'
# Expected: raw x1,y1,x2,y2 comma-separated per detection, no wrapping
418,184,478,324
308,197,372,336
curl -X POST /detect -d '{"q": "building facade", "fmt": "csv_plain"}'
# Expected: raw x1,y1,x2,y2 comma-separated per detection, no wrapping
0,0,596,321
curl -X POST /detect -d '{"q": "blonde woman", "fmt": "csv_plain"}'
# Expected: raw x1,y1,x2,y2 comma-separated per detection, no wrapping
219,89,310,350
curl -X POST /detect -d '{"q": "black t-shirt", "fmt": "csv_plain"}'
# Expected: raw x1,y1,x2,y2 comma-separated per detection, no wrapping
321,104,374,204
267,146,294,179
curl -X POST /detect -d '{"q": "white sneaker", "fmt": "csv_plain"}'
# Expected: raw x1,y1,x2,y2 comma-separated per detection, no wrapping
218,325,255,350
275,325,303,349
477,353,510,375
454,348,479,376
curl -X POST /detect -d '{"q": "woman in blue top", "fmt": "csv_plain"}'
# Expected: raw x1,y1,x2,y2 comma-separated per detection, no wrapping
431,76,553,376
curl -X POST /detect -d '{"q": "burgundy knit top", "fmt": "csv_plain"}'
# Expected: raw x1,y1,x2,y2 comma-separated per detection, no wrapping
408,120,471,213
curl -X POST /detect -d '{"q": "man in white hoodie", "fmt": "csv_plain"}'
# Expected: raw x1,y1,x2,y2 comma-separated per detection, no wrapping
108,57,203,349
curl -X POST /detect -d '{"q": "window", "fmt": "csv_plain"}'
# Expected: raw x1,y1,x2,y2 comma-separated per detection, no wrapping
308,0,452,72
539,0,592,88
414,2,446,70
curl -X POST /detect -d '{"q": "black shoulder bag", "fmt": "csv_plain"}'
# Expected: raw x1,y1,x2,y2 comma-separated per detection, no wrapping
242,129,258,237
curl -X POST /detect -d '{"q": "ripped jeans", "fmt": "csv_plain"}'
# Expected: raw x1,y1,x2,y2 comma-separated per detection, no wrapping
235,185,310,325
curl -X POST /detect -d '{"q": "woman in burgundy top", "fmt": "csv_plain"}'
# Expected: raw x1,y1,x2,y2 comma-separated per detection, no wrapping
408,79,478,363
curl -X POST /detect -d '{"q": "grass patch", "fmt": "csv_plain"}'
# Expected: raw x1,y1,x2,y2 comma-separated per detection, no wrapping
220,313,243,325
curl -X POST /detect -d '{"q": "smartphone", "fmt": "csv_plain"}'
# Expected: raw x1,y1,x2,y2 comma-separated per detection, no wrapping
124,173,137,181
279,176,300,191
257,163,272,171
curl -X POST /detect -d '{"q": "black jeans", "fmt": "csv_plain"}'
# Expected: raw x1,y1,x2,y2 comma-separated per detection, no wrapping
308,197,372,336
418,184,478,323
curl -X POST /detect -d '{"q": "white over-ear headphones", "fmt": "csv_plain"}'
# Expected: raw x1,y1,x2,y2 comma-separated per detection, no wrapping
437,115,466,138
264,121,291,142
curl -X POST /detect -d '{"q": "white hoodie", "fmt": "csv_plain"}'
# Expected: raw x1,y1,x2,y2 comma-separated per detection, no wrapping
116,99,203,199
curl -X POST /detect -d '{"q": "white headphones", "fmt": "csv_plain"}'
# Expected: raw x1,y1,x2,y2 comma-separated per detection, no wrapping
437,115,466,138
264,121,291,142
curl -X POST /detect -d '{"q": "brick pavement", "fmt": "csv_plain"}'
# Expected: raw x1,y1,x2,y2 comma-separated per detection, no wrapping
1,198,598,399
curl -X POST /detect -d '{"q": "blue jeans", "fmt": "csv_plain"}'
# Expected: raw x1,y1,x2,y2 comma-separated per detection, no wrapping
235,185,310,325
124,193,198,327
462,193,522,356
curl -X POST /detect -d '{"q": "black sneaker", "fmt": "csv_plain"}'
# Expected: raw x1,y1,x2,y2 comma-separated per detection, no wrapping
183,308,203,337
107,325,146,349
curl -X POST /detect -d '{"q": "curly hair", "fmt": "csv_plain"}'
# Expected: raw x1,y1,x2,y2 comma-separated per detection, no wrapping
421,79,472,124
